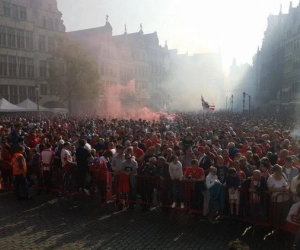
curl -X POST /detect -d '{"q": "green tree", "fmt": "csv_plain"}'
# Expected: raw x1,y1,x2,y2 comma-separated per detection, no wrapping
48,36,100,114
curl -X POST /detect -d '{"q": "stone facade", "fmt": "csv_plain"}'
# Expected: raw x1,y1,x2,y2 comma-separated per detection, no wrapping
256,2,300,112
0,0,65,108
69,20,170,112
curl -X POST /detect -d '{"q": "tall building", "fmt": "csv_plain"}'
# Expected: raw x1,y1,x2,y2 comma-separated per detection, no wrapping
0,0,66,108
281,2,300,111
257,2,300,113
69,18,170,113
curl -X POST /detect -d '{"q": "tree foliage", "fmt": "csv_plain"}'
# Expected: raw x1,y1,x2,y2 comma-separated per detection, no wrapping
48,36,100,113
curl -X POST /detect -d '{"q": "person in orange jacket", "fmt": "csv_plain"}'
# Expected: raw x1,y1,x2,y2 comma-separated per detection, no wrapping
12,145,31,200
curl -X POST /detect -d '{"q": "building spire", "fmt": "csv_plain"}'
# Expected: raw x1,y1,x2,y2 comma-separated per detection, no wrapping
106,14,109,23
165,40,168,48
140,23,143,32
280,4,282,14
124,24,127,34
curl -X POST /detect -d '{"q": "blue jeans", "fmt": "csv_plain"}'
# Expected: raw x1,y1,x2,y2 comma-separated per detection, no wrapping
209,183,224,212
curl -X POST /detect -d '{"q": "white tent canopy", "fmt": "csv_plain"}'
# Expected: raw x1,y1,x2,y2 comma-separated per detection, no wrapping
0,98,25,112
17,98,50,112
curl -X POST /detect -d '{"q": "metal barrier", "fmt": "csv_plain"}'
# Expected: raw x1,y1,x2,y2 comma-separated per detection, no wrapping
0,159,13,188
2,167,300,242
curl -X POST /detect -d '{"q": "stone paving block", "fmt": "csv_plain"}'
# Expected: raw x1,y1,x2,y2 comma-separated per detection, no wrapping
0,190,290,250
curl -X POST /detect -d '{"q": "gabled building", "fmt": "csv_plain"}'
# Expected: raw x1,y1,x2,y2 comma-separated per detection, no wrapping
0,0,66,108
69,18,170,113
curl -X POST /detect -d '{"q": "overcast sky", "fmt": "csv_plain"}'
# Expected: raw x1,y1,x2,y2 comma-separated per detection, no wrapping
57,0,299,71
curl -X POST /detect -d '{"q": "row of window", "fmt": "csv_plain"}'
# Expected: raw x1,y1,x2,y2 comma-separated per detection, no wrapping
101,48,153,63
41,16,59,31
103,80,148,91
286,25,300,39
0,55,47,78
0,25,33,49
3,1,60,31
0,25,55,51
0,85,37,104
283,57,300,73
284,59,294,73
100,63,150,78
3,2,26,20
285,76,300,93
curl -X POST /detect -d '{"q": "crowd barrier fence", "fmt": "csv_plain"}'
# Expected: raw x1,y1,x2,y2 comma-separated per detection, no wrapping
1,163,300,241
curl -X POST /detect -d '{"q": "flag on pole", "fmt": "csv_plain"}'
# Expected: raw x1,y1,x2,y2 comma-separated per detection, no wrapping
201,95,215,111
201,95,210,110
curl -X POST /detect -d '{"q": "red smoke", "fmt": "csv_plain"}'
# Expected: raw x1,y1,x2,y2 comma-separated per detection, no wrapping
98,79,163,121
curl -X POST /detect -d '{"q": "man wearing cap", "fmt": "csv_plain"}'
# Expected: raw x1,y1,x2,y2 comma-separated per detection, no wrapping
198,146,212,175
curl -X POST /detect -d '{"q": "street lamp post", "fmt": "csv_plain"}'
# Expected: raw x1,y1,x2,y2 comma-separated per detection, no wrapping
35,83,40,115
231,94,234,112
226,96,228,111
243,91,251,115
242,92,245,112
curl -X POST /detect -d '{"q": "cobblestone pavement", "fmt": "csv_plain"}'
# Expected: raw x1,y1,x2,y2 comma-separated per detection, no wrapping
0,190,293,250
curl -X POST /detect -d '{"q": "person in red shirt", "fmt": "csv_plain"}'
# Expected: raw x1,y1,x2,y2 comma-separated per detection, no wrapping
239,141,250,156
262,140,270,156
132,141,144,168
27,132,40,149
184,159,206,210
222,149,233,168
144,133,161,149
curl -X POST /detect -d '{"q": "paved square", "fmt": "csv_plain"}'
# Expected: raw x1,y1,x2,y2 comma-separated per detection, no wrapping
0,191,291,249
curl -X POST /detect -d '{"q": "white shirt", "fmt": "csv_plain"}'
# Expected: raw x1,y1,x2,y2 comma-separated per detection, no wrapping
41,149,55,165
169,161,183,180
206,173,219,189
84,143,92,151
287,202,300,224
291,175,300,202
267,174,289,202
61,148,72,166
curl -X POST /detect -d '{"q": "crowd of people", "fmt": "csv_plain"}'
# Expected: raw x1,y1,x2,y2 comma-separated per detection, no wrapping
0,111,300,248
